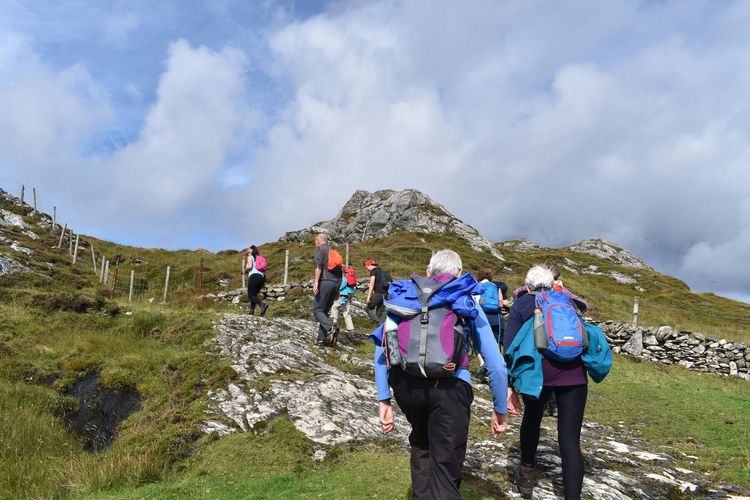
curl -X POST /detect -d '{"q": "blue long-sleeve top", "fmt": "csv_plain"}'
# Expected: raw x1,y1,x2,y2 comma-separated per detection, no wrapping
372,274,508,414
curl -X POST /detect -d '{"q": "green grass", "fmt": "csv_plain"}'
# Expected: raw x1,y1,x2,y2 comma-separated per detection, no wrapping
83,417,500,500
588,355,750,486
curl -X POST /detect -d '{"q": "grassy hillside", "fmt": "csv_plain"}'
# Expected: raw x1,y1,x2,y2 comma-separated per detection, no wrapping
1,195,749,497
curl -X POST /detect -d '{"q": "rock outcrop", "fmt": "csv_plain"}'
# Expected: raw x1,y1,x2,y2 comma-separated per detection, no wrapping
567,239,649,269
202,314,747,498
282,189,503,259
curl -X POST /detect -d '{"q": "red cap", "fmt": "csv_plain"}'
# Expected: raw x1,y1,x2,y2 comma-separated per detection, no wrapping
364,259,377,266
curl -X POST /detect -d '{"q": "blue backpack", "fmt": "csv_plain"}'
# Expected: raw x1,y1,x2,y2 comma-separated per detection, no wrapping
479,281,501,313
532,290,588,362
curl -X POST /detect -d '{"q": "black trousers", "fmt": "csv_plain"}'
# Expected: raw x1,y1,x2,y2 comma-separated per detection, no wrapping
247,273,266,313
313,280,339,341
520,384,588,500
366,291,385,323
390,368,473,500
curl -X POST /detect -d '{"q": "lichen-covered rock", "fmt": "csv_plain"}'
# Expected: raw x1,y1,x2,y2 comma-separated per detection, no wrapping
282,189,503,260
202,314,748,498
567,239,649,269
0,254,29,275
0,208,28,229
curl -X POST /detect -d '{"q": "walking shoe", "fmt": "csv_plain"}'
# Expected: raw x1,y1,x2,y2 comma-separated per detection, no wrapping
329,325,340,347
476,364,489,384
515,465,536,499
259,302,269,316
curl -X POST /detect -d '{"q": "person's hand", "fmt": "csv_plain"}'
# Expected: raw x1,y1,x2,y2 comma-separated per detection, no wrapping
491,410,507,437
313,282,319,295
379,401,394,433
507,388,521,416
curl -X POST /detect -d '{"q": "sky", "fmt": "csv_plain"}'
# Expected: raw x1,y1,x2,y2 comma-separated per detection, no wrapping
1,0,749,302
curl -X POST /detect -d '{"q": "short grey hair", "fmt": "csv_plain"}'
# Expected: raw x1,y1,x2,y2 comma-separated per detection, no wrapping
525,265,554,290
427,249,463,277
315,233,328,244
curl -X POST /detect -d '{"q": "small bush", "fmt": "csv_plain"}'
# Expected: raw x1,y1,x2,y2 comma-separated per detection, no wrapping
33,292,95,313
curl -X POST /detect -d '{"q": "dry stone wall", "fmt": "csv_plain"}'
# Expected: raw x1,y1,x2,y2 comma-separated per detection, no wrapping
598,321,750,381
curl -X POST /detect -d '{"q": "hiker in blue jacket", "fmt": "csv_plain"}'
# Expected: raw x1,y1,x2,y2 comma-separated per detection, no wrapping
330,275,355,340
371,249,508,500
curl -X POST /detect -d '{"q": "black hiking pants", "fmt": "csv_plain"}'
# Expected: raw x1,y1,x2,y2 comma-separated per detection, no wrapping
520,384,588,500
313,279,339,342
247,273,266,313
390,367,473,500
366,291,385,323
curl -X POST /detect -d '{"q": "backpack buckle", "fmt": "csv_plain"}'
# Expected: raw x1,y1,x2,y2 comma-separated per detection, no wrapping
420,306,429,324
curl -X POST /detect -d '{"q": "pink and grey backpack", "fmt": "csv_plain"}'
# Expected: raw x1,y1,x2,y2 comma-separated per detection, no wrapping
383,275,470,378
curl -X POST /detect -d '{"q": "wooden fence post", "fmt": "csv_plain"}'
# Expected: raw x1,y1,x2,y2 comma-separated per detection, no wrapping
284,250,289,286
103,259,110,284
129,270,135,302
68,229,73,255
345,243,349,267
631,297,640,328
72,235,80,264
32,188,36,211
197,257,204,294
52,206,56,232
20,185,24,204
99,256,106,282
91,245,97,274
109,257,120,298
57,223,67,249
241,257,246,290
162,266,171,304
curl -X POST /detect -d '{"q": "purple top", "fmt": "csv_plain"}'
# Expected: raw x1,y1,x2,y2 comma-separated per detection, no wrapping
504,290,587,387
513,284,589,312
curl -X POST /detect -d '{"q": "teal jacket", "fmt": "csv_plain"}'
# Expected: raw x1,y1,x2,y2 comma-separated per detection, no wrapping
506,320,612,398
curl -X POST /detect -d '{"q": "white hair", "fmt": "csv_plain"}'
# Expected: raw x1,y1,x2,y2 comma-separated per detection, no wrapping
525,265,554,290
427,249,463,277
315,233,328,244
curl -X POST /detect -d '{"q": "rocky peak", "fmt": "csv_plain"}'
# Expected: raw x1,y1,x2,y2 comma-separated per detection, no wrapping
282,189,503,260
567,239,649,269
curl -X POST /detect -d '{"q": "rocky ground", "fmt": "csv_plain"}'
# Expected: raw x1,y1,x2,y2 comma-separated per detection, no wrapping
202,314,749,499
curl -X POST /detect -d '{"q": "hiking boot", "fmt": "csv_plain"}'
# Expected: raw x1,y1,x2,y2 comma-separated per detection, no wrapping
329,325,340,347
476,364,489,384
259,303,269,316
546,401,558,418
515,465,536,499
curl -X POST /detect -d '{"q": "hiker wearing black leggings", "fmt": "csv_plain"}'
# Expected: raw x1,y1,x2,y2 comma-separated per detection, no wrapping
503,265,589,500
246,245,268,316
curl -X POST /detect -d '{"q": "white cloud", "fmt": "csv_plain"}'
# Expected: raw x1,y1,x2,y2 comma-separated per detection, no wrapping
103,40,252,217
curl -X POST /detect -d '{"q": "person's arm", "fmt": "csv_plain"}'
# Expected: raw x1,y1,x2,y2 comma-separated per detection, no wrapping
373,343,394,433
313,248,323,294
245,255,253,272
503,301,526,353
472,309,508,436
368,275,375,303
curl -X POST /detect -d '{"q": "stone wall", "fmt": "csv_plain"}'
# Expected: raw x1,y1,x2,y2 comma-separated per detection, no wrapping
599,321,750,380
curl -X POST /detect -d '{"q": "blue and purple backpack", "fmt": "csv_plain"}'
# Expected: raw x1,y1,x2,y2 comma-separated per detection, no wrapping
532,290,588,362
382,275,472,378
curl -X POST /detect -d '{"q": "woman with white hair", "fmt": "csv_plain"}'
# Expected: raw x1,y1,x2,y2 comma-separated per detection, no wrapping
373,249,508,499
504,265,589,500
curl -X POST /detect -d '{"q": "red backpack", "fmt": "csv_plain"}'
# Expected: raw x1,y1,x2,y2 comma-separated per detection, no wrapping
343,266,357,286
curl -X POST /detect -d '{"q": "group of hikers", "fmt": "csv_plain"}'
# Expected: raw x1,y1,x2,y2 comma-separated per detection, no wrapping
245,235,612,500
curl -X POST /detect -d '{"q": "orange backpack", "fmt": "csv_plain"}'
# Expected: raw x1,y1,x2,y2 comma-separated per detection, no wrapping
327,248,343,270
